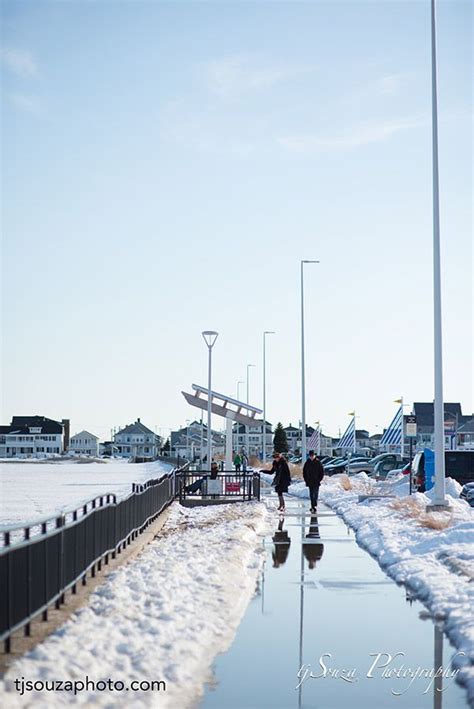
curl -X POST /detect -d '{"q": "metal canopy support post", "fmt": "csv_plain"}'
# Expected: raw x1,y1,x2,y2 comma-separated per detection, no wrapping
225,418,233,470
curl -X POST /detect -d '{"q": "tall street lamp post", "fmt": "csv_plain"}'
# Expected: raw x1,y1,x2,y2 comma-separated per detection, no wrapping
428,0,448,509
202,331,218,470
301,260,319,464
263,331,275,464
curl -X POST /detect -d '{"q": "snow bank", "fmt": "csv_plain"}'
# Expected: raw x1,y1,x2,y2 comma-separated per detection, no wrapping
0,460,172,526
0,501,269,708
262,471,474,700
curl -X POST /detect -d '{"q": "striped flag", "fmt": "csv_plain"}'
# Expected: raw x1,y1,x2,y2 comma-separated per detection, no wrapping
338,417,355,449
380,405,403,446
307,427,320,453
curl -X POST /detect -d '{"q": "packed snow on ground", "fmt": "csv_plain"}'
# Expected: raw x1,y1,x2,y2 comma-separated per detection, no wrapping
0,459,172,527
262,469,474,702
0,501,269,708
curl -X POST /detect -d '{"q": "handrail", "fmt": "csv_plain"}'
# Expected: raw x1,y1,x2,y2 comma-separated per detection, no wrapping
0,466,177,544
1,470,178,650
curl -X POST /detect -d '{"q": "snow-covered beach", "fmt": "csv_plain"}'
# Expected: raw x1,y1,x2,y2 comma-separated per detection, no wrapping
0,459,172,527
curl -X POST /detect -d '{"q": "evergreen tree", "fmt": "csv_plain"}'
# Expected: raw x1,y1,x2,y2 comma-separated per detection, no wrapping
273,422,289,453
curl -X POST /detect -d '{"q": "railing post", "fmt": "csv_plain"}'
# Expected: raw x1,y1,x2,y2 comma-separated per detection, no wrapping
42,522,48,620
55,515,64,610
5,531,11,652
25,527,31,636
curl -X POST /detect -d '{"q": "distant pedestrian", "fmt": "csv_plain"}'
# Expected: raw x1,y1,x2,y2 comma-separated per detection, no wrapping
270,451,292,512
241,451,248,473
303,450,325,512
234,452,242,471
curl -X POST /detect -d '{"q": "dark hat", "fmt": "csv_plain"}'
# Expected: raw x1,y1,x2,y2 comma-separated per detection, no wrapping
309,450,315,455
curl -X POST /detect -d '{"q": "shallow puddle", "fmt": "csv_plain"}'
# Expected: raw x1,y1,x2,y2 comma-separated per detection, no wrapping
201,487,468,709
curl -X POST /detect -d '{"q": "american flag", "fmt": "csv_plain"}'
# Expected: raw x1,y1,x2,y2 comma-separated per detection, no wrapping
307,427,321,452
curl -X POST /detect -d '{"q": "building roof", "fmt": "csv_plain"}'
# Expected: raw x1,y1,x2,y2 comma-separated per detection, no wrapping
8,416,63,434
116,419,155,437
457,418,474,434
233,421,272,433
412,402,470,431
71,430,99,441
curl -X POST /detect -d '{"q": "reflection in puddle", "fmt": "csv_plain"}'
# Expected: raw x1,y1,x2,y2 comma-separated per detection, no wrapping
302,514,324,570
272,516,291,568
202,490,468,708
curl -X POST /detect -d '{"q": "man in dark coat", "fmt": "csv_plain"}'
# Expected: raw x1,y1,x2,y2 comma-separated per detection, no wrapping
303,450,325,512
270,451,292,512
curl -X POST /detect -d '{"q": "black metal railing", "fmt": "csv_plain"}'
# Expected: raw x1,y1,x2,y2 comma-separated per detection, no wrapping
0,464,260,653
176,470,260,502
0,471,176,652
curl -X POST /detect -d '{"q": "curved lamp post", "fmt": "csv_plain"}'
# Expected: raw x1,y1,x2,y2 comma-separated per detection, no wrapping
202,331,218,470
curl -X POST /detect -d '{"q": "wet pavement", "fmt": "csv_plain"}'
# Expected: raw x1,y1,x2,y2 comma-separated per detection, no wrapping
201,486,469,709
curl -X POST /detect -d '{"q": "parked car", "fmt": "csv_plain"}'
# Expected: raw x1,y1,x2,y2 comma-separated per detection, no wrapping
460,482,474,506
412,450,474,492
324,458,351,475
374,459,409,480
323,457,345,469
384,463,411,480
347,453,401,475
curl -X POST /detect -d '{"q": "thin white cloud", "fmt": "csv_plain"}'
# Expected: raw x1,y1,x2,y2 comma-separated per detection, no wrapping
278,116,427,153
9,93,45,118
1,48,39,78
376,74,404,96
201,54,316,99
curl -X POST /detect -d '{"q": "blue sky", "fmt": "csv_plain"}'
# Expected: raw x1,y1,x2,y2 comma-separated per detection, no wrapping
1,0,472,441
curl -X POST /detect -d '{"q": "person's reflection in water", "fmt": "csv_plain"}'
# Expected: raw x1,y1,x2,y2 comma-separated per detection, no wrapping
303,514,324,569
272,517,291,568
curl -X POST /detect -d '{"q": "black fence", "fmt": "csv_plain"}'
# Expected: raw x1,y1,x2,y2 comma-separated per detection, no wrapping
0,472,176,652
176,470,261,502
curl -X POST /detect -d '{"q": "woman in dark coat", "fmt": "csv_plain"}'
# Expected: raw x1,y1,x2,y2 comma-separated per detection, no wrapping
270,451,292,511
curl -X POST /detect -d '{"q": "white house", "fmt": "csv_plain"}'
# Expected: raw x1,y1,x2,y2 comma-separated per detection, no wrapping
283,424,315,453
171,422,225,461
114,419,161,458
69,430,100,457
0,416,66,458
232,422,273,459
